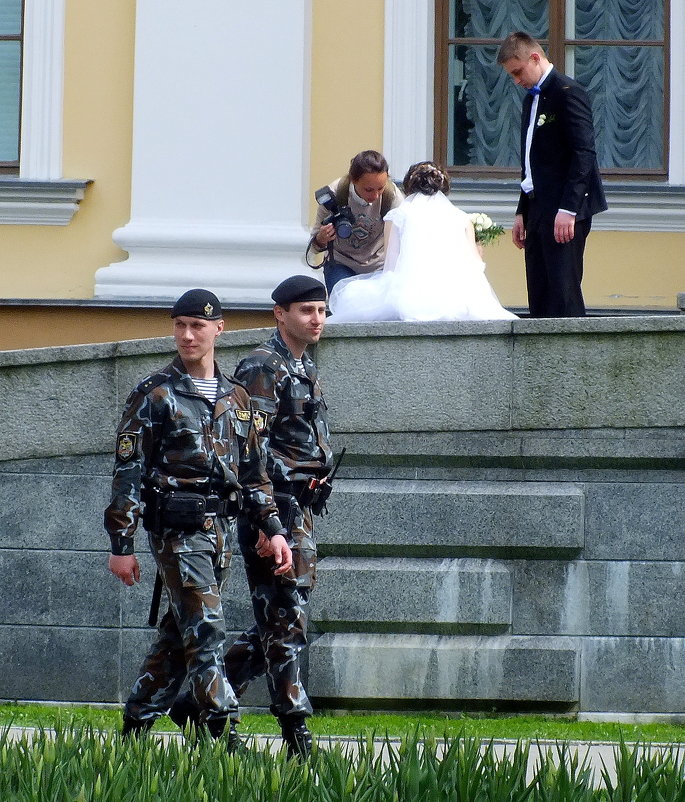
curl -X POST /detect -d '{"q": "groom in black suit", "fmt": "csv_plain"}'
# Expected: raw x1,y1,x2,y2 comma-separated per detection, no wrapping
497,32,607,317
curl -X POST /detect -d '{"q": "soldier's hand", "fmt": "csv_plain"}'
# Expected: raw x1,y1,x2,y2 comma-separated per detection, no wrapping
255,530,270,558
109,554,141,586
269,534,293,575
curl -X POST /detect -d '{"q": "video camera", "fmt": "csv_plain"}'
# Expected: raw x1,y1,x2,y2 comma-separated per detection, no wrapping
314,185,355,239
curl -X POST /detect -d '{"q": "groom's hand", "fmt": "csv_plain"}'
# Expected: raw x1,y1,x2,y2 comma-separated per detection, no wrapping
554,211,576,244
512,214,526,249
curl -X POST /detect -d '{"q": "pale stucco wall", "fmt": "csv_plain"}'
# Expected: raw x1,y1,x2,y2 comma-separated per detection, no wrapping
2,0,135,299
476,229,685,312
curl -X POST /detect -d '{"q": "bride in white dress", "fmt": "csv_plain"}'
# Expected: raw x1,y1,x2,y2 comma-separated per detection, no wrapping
328,161,517,322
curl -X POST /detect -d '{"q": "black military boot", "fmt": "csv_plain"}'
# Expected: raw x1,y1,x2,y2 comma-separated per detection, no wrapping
226,720,245,755
121,715,154,739
205,715,228,740
168,692,201,731
280,716,312,759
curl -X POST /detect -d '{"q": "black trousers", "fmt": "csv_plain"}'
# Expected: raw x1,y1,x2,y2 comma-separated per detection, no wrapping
524,211,591,318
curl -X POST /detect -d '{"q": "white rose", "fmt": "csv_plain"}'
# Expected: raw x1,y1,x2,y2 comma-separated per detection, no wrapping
469,212,490,231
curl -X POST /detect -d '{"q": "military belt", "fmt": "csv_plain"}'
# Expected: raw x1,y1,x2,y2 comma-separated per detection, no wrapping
142,487,242,534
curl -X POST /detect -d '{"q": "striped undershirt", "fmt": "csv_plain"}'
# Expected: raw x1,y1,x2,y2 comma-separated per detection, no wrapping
192,377,219,404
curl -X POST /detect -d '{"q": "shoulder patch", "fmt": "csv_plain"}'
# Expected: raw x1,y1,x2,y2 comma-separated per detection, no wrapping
116,432,138,462
235,409,252,421
136,373,167,394
253,410,268,433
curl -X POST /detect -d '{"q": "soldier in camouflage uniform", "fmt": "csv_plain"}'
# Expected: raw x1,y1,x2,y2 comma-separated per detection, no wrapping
105,289,291,743
171,276,332,758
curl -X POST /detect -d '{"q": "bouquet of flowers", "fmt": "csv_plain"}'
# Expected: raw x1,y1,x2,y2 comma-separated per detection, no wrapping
468,212,504,246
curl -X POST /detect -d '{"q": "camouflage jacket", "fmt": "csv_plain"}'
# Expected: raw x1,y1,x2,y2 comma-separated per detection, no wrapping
233,330,333,489
104,355,283,555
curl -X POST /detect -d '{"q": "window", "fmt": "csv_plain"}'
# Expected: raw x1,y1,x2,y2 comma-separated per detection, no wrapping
0,0,23,169
434,0,668,178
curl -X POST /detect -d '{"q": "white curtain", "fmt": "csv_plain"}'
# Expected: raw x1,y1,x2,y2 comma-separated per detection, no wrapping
452,0,664,170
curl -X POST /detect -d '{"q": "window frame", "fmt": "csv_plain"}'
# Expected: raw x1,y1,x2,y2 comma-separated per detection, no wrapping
433,0,671,179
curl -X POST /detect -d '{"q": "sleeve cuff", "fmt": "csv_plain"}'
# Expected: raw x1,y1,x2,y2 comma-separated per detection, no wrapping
262,515,285,539
110,535,135,556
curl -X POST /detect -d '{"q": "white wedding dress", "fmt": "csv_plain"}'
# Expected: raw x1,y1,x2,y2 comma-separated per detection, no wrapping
328,191,517,322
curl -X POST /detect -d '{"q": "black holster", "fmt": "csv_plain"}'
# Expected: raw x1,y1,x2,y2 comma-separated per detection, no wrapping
273,492,299,539
296,479,332,516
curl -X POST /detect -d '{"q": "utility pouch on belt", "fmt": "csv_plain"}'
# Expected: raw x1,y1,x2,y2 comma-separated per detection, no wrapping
142,487,242,534
161,491,208,532
297,478,332,515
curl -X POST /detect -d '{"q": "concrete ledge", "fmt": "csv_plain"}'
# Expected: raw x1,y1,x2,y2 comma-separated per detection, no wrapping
317,480,584,557
309,633,579,704
312,557,511,633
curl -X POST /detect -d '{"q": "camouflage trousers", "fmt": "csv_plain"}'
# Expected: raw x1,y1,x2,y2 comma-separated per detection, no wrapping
125,523,238,727
226,500,316,719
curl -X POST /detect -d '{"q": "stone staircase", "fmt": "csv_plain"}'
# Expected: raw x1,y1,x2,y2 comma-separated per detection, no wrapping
308,479,584,710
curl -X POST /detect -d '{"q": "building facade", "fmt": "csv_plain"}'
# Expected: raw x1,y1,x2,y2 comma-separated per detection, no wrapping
0,0,683,349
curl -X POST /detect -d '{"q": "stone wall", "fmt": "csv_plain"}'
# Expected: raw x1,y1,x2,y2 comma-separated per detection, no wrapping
0,317,683,715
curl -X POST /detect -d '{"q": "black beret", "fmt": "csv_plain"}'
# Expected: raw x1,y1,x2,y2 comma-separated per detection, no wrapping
271,275,327,306
171,289,223,320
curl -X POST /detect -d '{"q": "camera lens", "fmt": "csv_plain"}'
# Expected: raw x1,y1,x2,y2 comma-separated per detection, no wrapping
335,219,353,239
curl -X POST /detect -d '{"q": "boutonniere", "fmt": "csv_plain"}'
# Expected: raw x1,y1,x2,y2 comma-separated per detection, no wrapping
536,112,556,127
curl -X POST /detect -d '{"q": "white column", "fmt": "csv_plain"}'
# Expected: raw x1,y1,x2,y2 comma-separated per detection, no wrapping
383,0,434,179
95,0,314,303
20,0,65,180
669,0,685,185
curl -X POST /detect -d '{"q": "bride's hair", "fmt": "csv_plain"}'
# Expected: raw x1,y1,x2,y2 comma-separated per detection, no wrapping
402,162,450,196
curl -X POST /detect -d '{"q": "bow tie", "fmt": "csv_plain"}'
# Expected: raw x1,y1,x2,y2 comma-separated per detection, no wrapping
527,86,541,96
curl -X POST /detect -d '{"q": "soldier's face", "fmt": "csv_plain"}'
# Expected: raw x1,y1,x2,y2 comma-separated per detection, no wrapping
173,316,224,367
274,301,327,353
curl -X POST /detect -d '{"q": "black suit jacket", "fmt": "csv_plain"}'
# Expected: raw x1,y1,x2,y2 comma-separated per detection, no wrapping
516,68,607,223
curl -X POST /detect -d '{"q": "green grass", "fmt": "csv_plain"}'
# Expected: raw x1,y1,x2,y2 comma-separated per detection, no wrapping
4,724,685,801
1,703,685,744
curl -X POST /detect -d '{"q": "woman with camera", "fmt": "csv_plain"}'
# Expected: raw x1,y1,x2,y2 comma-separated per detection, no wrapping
328,161,517,322
310,150,403,293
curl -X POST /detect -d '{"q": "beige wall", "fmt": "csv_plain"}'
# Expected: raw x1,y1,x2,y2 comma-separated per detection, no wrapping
309,0,386,220
0,307,274,351
3,0,135,300
482,229,685,312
